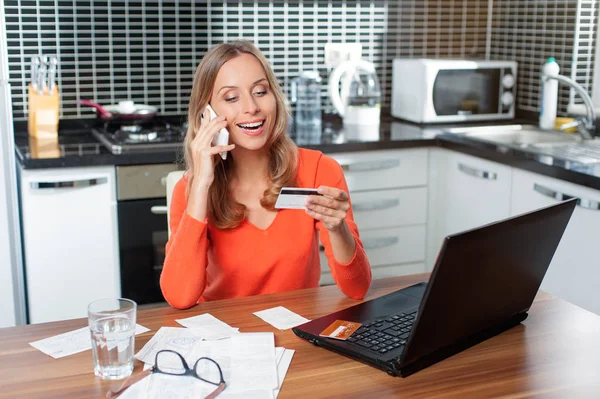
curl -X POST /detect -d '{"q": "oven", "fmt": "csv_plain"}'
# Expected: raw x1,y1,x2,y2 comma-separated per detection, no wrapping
116,164,181,305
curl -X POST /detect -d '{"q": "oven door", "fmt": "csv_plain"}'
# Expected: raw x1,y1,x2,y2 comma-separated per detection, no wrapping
118,198,168,305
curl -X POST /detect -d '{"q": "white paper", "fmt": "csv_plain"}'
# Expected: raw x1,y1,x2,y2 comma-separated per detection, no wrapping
119,373,220,399
134,327,206,366
132,346,294,399
176,313,239,340
230,333,279,391
253,306,310,330
29,324,150,359
274,349,295,399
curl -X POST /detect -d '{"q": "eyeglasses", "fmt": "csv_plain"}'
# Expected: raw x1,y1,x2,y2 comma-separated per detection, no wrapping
107,349,226,399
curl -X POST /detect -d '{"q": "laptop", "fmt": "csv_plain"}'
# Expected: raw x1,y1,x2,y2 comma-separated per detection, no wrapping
293,198,577,377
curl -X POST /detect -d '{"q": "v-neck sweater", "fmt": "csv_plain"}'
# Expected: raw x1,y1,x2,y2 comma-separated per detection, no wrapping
160,148,372,309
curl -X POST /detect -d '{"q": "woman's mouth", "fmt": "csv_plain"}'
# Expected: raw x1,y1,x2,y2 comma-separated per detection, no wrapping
236,120,265,136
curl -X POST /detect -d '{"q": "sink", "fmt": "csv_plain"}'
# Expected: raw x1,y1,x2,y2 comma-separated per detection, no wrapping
527,140,600,164
444,124,582,147
444,124,600,165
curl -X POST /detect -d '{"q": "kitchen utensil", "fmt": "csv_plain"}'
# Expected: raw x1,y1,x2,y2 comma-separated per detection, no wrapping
47,56,58,95
37,57,47,95
30,56,40,92
28,55,59,139
328,59,381,127
290,71,322,128
79,99,158,123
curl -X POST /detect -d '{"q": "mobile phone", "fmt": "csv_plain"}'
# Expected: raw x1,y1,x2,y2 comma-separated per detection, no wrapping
204,104,229,160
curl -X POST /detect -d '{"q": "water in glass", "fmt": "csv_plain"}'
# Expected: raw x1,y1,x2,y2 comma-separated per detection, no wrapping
91,315,135,379
88,298,137,380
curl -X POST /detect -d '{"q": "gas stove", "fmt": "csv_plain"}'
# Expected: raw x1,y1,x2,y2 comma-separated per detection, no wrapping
91,117,187,154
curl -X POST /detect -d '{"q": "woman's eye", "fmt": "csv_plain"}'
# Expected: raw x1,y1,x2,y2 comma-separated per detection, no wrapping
254,90,267,96
224,97,238,102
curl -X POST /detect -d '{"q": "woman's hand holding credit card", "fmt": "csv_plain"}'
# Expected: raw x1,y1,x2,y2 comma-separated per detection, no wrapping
275,186,351,231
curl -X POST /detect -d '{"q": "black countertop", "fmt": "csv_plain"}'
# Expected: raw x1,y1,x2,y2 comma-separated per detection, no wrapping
14,116,600,191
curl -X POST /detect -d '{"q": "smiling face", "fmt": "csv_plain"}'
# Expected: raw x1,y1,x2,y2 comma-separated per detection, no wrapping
209,53,277,152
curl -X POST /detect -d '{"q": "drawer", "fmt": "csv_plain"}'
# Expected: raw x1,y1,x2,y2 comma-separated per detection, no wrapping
351,187,427,230
320,225,426,269
329,149,428,192
320,262,425,286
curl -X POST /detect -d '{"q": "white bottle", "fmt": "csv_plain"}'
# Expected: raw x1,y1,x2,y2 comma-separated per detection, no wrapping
539,57,560,130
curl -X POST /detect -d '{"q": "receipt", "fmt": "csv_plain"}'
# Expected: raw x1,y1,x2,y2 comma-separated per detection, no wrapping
176,313,239,340
253,306,310,330
29,324,150,359
135,327,206,366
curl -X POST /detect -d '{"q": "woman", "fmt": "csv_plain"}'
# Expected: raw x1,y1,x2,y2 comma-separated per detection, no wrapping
161,41,371,309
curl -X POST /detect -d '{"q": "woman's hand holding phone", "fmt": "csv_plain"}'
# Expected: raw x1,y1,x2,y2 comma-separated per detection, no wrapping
190,107,235,189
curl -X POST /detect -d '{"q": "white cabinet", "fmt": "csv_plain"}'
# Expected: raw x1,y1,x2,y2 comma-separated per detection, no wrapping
511,169,600,315
427,149,512,269
320,149,428,284
19,165,120,323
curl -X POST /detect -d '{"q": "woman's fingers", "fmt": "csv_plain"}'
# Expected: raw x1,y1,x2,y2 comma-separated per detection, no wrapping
192,118,228,148
304,186,351,230
317,186,349,201
306,194,350,212
305,201,347,219
305,208,344,230
196,144,235,157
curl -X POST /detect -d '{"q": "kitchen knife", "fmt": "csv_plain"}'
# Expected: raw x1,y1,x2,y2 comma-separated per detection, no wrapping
37,56,48,95
30,56,40,91
48,56,58,95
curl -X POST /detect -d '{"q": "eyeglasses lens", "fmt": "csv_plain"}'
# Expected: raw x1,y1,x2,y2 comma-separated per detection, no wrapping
194,358,222,385
156,351,187,375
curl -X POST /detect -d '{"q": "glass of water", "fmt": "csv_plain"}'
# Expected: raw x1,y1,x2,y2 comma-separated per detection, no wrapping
88,298,137,380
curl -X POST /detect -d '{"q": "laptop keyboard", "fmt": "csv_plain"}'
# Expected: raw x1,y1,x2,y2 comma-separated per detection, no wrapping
347,310,418,355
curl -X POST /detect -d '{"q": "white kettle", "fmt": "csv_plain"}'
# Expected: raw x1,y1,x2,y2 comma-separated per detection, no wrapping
328,59,382,131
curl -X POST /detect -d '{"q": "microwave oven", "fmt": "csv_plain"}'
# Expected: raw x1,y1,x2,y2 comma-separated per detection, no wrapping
391,59,517,123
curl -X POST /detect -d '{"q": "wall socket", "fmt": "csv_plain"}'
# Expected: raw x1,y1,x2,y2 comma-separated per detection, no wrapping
324,43,362,68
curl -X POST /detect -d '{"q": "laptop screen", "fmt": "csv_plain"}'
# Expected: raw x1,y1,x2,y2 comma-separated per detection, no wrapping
401,199,576,366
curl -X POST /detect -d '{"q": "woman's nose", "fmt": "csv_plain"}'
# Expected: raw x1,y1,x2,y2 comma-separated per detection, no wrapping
242,95,259,114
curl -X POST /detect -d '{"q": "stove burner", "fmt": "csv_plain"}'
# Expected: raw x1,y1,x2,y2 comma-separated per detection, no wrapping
91,116,187,154
120,125,143,133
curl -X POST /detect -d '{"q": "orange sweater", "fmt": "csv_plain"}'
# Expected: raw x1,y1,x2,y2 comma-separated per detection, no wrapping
160,148,372,309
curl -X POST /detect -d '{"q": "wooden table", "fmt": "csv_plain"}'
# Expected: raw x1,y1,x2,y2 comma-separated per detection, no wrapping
2,274,600,398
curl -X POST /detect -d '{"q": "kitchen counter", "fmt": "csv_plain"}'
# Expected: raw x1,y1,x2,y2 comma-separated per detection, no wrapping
13,116,600,191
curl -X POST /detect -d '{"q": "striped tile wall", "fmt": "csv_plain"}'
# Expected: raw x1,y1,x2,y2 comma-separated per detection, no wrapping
2,0,596,121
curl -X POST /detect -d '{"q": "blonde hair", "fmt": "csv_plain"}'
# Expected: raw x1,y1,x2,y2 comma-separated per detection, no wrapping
184,41,298,229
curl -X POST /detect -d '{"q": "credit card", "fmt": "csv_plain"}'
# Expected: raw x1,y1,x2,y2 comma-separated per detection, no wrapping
274,187,321,209
319,320,362,340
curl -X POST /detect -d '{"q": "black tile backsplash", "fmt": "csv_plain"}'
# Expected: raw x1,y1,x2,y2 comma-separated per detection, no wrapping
3,0,597,122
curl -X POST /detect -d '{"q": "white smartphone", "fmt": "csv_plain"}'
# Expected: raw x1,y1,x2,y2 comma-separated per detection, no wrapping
205,104,230,160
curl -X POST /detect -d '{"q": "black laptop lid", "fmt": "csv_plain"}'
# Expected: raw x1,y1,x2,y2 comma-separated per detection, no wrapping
402,199,576,366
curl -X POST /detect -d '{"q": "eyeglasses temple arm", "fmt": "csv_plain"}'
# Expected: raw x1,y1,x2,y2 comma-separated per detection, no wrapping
205,382,226,399
105,368,153,399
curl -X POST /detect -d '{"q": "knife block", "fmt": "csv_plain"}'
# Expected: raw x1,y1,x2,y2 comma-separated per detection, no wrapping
28,136,60,158
28,84,59,139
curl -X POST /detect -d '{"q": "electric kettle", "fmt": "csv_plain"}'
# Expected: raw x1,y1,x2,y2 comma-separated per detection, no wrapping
328,59,381,137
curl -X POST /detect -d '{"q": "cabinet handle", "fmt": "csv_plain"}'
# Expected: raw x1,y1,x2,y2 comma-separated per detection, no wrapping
150,205,168,215
340,159,400,172
353,199,400,212
29,177,108,190
319,236,399,252
533,183,600,211
458,163,497,180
